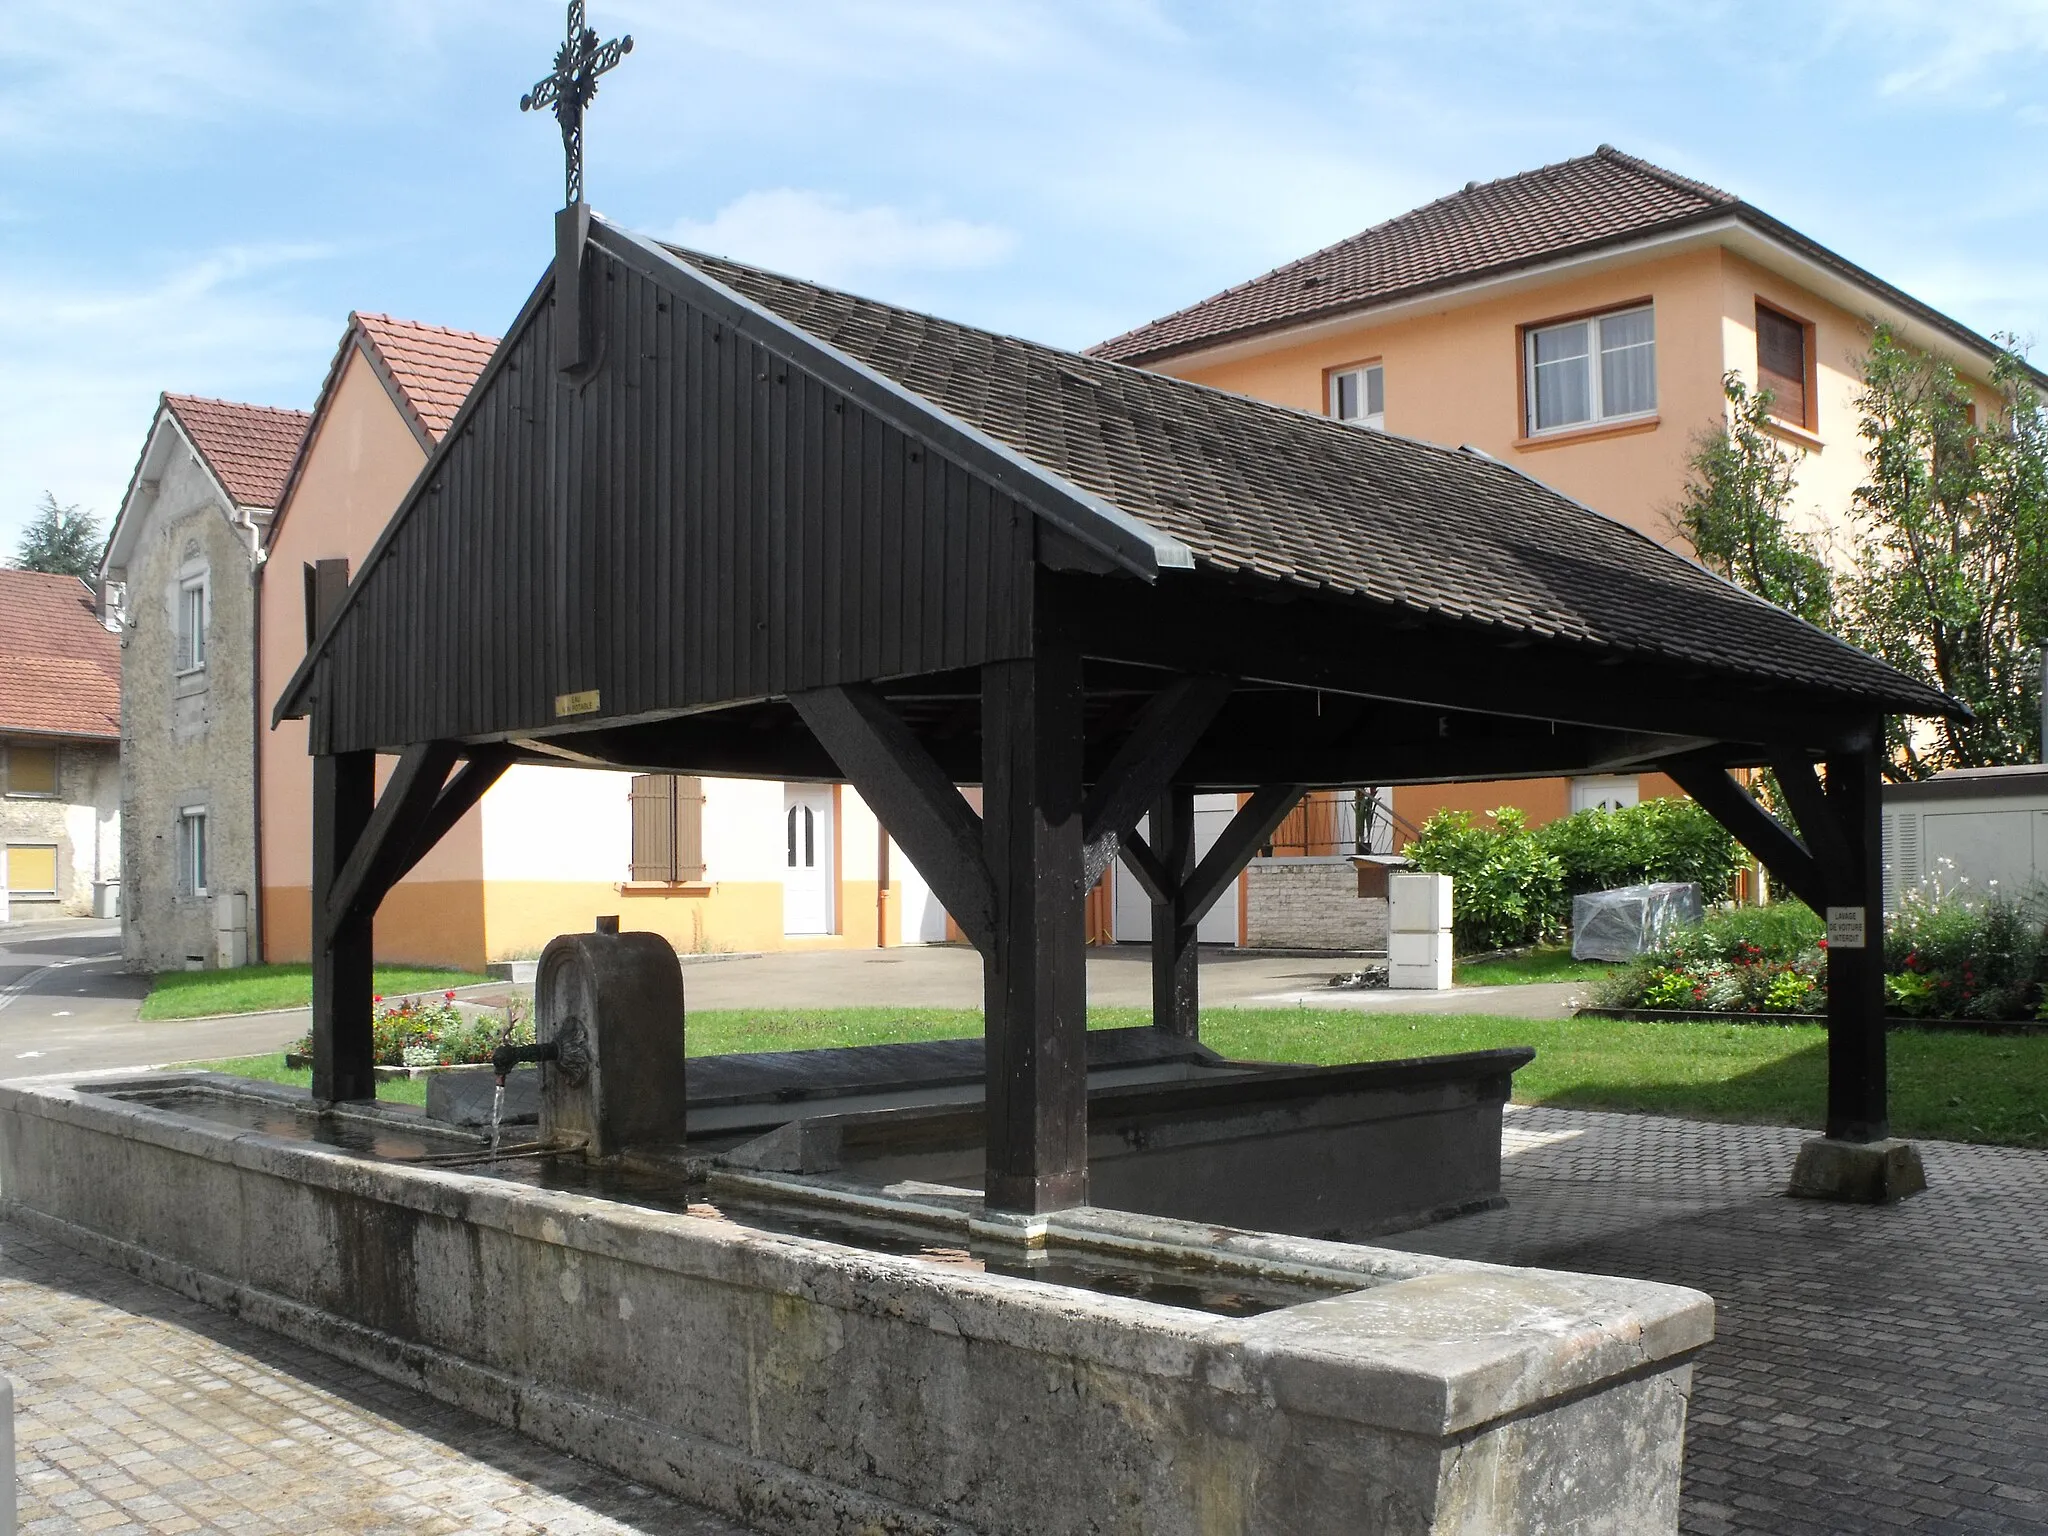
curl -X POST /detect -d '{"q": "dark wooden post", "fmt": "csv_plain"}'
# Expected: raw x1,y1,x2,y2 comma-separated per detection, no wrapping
311,750,377,1103
1150,785,1200,1039
1823,733,1888,1142
981,648,1089,1215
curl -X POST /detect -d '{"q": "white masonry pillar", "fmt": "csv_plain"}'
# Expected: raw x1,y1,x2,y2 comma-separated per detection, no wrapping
1387,871,1454,989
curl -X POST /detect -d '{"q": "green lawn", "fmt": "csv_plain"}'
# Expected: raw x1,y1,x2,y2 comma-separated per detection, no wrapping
179,1005,2048,1149
141,964,490,1021
1454,946,1614,986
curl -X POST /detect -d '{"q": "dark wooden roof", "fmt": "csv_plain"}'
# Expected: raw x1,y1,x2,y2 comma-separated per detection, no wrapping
1089,145,2026,375
275,215,1954,777
671,243,1949,719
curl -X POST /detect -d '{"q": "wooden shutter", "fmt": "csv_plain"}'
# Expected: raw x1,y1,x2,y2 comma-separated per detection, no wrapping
673,776,706,881
630,775,706,882
1756,305,1808,427
630,775,676,882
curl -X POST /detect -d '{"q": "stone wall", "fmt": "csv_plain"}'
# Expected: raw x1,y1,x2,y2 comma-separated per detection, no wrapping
2,1076,1713,1536
1246,857,1388,952
1,737,120,919
111,449,261,971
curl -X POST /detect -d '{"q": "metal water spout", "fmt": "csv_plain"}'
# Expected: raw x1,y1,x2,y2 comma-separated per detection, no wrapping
492,1037,561,1087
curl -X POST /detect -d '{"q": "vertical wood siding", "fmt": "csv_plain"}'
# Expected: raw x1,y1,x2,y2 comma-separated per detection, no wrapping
317,246,1035,754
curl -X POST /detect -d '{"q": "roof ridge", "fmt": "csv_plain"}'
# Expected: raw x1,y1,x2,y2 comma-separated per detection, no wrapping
163,392,311,419
354,311,503,345
1590,143,1738,207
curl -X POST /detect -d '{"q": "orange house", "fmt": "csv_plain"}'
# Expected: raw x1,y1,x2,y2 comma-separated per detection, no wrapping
1094,145,2018,835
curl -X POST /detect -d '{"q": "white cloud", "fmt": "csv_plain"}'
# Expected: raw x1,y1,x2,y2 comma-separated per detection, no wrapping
0,245,339,554
669,190,1014,286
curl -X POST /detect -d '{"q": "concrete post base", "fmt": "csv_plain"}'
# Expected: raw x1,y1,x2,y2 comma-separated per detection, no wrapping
1787,1136,1927,1204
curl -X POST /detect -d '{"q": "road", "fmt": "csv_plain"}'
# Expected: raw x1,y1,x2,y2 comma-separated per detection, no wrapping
0,920,301,1076
0,925,1580,1081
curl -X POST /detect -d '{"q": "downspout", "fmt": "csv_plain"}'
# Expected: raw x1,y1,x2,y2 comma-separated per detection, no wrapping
250,527,267,963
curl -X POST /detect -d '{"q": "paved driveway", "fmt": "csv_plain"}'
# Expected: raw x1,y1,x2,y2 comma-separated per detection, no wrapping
1386,1107,2048,1535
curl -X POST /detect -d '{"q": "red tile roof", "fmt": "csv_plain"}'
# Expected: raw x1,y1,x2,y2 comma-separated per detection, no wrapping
1090,145,2007,370
354,314,500,444
0,569,121,741
162,395,312,509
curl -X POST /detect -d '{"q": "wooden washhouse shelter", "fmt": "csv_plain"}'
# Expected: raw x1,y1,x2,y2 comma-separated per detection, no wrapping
276,213,1958,1214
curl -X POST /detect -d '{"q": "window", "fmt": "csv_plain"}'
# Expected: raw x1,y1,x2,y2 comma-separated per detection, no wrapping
1756,303,1810,428
787,804,816,869
628,775,705,882
5,844,59,898
178,808,208,897
5,744,57,798
1329,364,1385,430
176,573,207,672
1525,305,1656,434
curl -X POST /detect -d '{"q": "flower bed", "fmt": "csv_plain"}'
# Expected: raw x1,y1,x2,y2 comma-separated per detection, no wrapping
289,993,534,1068
1593,894,2048,1023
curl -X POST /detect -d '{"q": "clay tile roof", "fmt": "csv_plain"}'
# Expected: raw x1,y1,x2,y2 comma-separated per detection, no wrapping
1090,146,1752,364
672,246,1957,719
162,395,312,510
0,568,121,740
354,314,500,444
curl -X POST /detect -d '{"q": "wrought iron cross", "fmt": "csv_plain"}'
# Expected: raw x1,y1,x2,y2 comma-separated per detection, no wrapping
521,1,633,208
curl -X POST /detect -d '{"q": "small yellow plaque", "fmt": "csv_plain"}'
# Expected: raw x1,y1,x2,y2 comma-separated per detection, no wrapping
555,689,601,718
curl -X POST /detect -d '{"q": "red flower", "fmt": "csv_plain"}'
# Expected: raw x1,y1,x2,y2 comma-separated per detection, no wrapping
373,994,383,1003
1817,939,1829,949
444,990,457,1001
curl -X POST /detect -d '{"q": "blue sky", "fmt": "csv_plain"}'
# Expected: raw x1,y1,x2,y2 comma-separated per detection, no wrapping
6,0,2048,557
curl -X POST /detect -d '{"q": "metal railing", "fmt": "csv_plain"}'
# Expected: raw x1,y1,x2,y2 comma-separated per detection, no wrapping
1262,788,1415,858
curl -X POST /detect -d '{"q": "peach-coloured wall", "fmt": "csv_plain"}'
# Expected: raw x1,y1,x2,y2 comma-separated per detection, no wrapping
1171,246,1733,545
258,342,483,961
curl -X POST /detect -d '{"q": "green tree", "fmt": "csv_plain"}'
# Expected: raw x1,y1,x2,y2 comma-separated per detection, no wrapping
1841,328,2048,775
1674,372,1834,626
11,493,102,578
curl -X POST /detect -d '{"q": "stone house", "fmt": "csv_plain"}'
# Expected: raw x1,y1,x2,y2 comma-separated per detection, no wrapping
100,394,310,970
0,569,122,921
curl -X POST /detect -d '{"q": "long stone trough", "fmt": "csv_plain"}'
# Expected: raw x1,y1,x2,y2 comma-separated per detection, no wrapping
0,1071,1711,1534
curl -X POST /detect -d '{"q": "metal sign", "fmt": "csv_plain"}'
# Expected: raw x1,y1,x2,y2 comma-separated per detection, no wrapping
1825,905,1867,950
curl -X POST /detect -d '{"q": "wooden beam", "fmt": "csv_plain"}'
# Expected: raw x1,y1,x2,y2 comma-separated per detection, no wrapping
981,649,1091,1216
311,751,376,1103
321,741,459,943
1180,785,1304,928
792,684,995,951
1769,753,1855,890
1150,786,1201,1040
1824,732,1888,1143
1118,830,1171,906
1664,760,1828,913
380,748,516,895
1080,676,1232,886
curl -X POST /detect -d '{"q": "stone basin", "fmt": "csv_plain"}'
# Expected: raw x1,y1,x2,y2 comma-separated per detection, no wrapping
0,1071,1712,1535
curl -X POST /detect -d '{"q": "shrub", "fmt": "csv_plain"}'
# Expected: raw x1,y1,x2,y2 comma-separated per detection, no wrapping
292,994,533,1067
1595,891,2048,1021
1404,797,1747,952
1885,889,2048,1020
1404,808,1563,952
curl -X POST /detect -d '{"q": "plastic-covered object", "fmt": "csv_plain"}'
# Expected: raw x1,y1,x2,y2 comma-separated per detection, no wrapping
1570,882,1705,961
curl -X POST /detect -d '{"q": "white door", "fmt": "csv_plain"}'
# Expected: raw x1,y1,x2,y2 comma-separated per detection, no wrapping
783,786,834,934
1112,795,1240,946
1570,775,1640,815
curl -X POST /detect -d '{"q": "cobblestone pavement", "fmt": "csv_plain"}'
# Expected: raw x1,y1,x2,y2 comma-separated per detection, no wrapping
1383,1107,2048,1535
0,1222,751,1535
